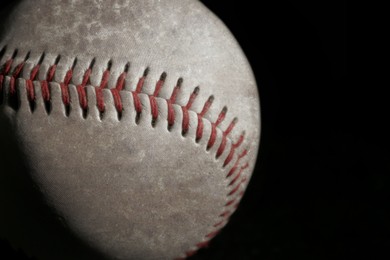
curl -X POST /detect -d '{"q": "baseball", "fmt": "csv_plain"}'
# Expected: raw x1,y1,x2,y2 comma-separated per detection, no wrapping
0,0,260,259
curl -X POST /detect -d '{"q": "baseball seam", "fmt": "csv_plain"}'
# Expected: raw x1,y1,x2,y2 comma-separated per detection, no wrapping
0,48,251,259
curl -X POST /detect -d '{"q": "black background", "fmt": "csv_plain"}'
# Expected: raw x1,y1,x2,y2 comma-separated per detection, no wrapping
0,1,378,260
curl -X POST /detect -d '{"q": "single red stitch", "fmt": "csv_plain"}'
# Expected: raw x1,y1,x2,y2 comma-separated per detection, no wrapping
116,72,126,91
96,88,105,113
136,76,145,93
60,83,70,106
135,69,149,93
170,81,182,103
147,73,166,122
77,85,88,110
219,210,231,218
95,68,112,113
111,88,123,113
46,65,56,82
149,96,158,121
225,118,238,136
207,107,228,151
166,80,182,128
215,107,227,126
63,69,73,85
207,124,217,150
75,68,92,111
58,68,73,109
196,114,204,141
181,107,189,135
195,95,214,142
153,73,166,97
225,198,237,207
99,70,110,89
2,59,13,75
81,68,92,87
26,79,35,101
213,220,225,228
30,64,40,81
199,95,214,117
40,80,50,102
216,136,227,158
186,87,199,110
227,164,238,179
13,62,24,78
167,101,175,127
181,86,199,135
132,92,142,114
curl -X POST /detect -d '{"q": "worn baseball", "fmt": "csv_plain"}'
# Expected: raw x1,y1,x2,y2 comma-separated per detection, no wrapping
0,0,260,259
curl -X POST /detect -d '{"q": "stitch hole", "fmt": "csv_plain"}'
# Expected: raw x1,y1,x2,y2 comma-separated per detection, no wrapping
135,112,141,125
29,99,36,112
24,51,31,61
11,49,18,59
107,59,113,70
89,57,96,69
117,110,122,121
124,62,130,73
54,54,61,65
0,46,6,60
143,67,150,77
36,52,46,67
82,108,88,119
65,105,71,117
151,118,157,128
44,100,52,114
81,88,88,119
98,111,103,120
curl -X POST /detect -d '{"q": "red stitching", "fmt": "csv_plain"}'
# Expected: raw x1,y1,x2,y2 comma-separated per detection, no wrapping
47,65,56,82
224,133,245,167
167,80,182,129
207,107,228,150
40,80,50,102
77,85,88,110
26,79,35,101
132,92,142,114
96,88,105,113
30,64,40,81
149,73,166,123
182,87,199,135
196,95,213,142
150,96,158,121
216,118,238,158
10,61,25,96
0,55,252,259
